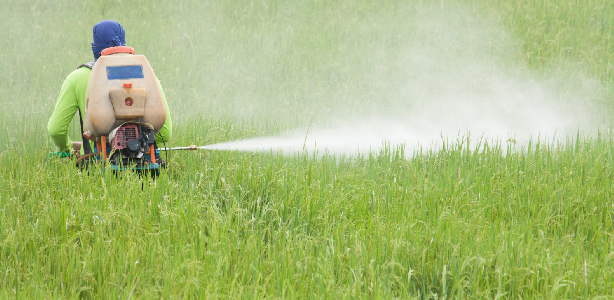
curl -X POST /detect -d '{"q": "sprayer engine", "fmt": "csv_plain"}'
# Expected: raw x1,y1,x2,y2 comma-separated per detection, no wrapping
108,123,157,168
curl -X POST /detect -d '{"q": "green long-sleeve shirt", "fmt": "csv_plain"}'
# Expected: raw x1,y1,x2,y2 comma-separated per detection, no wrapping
47,66,172,154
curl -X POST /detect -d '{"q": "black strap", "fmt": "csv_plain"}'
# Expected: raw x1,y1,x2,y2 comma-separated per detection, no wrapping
76,61,95,155
78,109,92,155
77,61,95,70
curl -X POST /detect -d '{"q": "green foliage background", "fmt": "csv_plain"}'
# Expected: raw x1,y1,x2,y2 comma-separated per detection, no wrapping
1,0,614,298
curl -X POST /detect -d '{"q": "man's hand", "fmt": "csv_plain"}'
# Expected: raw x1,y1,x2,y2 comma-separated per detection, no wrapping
72,142,82,152
72,142,82,158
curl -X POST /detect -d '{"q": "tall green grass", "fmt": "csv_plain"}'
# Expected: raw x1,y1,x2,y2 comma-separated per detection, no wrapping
1,0,614,298
2,136,614,298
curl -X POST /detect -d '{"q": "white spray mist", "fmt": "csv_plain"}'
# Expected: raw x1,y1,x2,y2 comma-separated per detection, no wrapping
203,4,598,156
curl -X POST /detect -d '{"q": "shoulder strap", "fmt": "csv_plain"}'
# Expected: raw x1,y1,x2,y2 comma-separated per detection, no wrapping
77,61,95,70
75,60,95,155
78,109,93,155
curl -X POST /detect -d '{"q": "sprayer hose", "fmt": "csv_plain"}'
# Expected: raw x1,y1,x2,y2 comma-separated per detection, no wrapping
75,153,95,165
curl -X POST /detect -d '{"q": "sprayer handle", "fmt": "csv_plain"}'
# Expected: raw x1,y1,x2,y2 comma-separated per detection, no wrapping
188,145,197,150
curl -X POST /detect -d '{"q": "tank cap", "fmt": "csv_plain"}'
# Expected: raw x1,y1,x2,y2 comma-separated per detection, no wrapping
101,46,136,56
123,83,133,88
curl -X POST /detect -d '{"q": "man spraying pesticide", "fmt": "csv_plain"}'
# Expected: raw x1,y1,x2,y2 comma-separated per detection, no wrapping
48,20,173,176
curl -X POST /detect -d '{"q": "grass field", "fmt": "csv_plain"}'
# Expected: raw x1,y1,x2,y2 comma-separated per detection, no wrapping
1,0,614,298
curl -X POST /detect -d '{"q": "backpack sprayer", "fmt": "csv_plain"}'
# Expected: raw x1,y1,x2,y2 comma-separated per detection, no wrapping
74,46,167,176
52,46,227,175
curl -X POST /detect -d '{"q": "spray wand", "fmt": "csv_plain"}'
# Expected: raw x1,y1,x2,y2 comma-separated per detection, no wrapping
159,145,199,151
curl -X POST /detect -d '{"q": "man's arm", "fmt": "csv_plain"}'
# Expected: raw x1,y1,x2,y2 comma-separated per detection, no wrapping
47,77,78,152
155,82,172,145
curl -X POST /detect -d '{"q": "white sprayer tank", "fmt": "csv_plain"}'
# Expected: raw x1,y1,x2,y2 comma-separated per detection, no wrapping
83,47,166,137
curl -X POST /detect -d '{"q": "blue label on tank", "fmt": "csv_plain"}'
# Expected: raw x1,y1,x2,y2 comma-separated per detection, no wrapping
106,65,144,80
